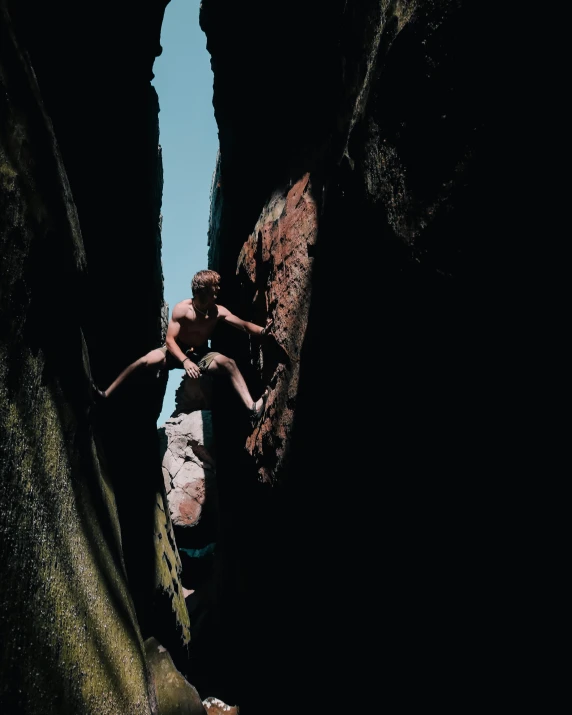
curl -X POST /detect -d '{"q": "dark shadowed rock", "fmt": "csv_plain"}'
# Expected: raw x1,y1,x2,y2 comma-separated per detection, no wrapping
144,638,240,714
0,1,167,712
144,637,207,715
197,2,511,713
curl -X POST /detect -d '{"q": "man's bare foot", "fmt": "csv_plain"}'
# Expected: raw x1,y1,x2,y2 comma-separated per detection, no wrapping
251,388,269,423
90,381,106,403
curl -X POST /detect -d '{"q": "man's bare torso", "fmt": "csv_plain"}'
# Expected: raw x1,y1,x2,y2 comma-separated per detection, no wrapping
175,298,220,349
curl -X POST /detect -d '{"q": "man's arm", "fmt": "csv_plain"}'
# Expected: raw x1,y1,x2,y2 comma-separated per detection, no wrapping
165,304,201,379
218,305,273,337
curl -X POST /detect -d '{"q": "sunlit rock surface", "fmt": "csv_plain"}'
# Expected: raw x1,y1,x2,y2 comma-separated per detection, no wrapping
239,173,317,482
159,399,215,528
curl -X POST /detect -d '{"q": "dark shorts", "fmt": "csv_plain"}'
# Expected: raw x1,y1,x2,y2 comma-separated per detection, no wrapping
160,345,221,373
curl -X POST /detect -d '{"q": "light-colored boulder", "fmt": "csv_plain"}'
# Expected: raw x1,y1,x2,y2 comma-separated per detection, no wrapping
159,380,215,528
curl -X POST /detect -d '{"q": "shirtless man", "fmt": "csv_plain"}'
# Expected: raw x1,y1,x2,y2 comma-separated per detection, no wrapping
94,269,272,419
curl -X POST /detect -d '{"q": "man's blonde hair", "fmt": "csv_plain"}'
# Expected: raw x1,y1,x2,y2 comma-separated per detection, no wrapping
191,269,221,295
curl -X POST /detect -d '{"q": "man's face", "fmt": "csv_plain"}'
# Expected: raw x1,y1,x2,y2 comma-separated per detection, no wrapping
195,283,219,308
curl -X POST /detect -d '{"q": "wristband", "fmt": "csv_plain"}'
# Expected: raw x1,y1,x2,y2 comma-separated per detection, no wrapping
183,358,190,364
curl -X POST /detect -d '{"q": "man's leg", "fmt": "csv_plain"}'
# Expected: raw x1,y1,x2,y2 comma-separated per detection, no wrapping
100,348,168,398
203,354,267,415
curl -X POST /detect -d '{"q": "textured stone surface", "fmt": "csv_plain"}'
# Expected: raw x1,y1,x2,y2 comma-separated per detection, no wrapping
144,637,206,715
0,3,157,711
152,488,191,646
199,2,506,713
5,0,195,674
203,697,239,714
173,373,214,417
159,407,215,528
0,0,514,712
157,378,220,700
144,638,239,715
239,173,317,482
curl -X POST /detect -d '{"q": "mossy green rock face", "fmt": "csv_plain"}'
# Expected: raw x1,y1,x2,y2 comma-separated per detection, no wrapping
153,489,191,645
0,7,154,713
144,638,206,715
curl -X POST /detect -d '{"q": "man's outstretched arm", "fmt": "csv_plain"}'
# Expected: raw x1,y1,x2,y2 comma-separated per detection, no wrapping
219,307,273,337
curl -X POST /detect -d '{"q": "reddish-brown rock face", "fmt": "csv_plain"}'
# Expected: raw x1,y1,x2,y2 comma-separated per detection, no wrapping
239,173,318,482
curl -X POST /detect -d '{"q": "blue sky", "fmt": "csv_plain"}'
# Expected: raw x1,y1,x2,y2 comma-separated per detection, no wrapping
152,0,218,424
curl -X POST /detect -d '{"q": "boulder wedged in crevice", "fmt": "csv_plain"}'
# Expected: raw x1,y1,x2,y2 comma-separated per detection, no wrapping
159,392,216,533
157,374,220,693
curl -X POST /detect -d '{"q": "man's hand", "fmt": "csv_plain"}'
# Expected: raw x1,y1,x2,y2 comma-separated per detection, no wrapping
183,357,201,379
260,318,274,338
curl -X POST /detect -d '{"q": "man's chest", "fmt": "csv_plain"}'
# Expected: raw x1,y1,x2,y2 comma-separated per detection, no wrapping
179,316,216,338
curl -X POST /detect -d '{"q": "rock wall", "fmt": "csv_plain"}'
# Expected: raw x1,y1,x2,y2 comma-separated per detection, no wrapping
197,1,508,713
0,0,200,711
6,0,195,666
0,3,158,712
1,0,519,712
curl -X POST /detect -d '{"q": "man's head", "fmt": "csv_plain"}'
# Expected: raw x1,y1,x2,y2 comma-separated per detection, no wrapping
192,269,221,302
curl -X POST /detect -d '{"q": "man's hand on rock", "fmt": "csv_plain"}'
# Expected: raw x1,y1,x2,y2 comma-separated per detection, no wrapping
183,357,201,379
260,319,274,338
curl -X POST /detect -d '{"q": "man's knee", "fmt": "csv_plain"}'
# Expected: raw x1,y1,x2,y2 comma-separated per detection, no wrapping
141,349,166,369
214,354,236,373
